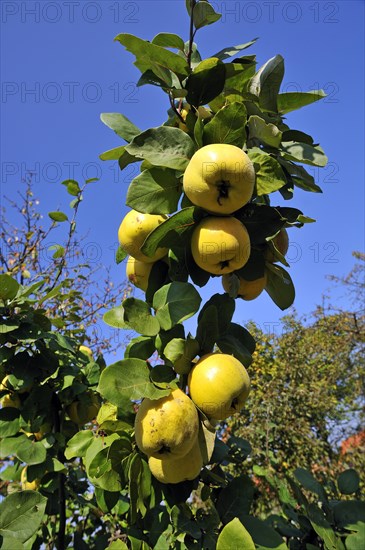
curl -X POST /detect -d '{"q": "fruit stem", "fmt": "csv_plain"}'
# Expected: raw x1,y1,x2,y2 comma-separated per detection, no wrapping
217,181,230,205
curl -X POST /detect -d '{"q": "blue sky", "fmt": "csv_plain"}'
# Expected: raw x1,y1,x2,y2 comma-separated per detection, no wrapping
1,0,364,348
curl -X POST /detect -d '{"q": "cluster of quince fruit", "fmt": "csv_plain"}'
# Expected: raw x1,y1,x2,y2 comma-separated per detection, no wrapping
120,141,289,299
117,141,291,483
134,353,250,484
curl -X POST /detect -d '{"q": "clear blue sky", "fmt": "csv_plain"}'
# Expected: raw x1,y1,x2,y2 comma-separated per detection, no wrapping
1,1,364,347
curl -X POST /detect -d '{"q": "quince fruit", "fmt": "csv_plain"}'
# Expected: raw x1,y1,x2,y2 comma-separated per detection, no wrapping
118,210,168,263
148,437,203,484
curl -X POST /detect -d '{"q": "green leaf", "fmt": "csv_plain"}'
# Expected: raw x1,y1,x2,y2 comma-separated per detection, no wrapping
265,264,295,310
249,55,284,112
97,359,170,403
248,149,287,195
103,306,130,329
278,90,327,114
0,491,47,543
99,145,126,161
126,167,182,214
217,518,255,550
114,33,189,80
333,501,365,531
278,159,322,193
213,39,258,61
125,336,156,360
294,468,327,501
153,282,202,331
108,541,128,550
122,298,160,336
116,245,127,264
141,206,203,257
48,244,65,259
163,336,200,375
217,334,252,367
196,304,220,355
0,275,20,302
198,293,235,335
152,33,185,51
193,1,221,29
247,115,282,147
16,439,47,465
0,408,20,437
186,57,226,107
307,503,342,550
217,476,255,523
203,102,247,148
64,430,94,460
100,113,141,142
337,469,360,495
240,515,288,549
65,180,80,196
48,211,68,222
281,141,328,167
346,527,365,550
0,534,24,549
126,127,196,171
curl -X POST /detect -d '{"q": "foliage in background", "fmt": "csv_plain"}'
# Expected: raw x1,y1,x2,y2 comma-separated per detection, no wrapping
223,252,365,515
0,173,130,355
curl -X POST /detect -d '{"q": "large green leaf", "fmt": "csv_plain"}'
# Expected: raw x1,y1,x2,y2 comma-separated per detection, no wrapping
0,275,20,303
100,113,141,142
115,33,189,80
217,518,255,550
15,439,47,465
277,90,326,114
122,298,160,336
307,503,343,550
265,264,295,310
124,336,156,360
198,293,235,335
99,145,126,161
278,158,322,193
281,141,328,167
203,102,247,147
216,476,255,523
193,1,221,29
240,515,288,550
333,501,365,531
346,527,365,550
152,33,185,51
126,167,182,214
141,206,203,257
126,127,196,171
97,359,170,404
103,306,130,329
196,304,220,355
247,115,282,148
249,55,284,112
294,468,327,501
64,430,94,460
0,491,47,544
216,334,252,367
153,282,202,331
248,149,287,195
337,469,360,495
213,39,258,61
186,57,226,107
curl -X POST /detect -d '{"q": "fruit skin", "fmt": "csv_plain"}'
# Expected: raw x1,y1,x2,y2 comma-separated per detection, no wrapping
67,392,100,425
148,437,203,484
126,256,154,291
134,388,199,461
79,345,93,359
21,468,40,491
222,271,267,301
191,216,250,275
265,228,289,263
188,353,251,420
1,393,21,409
118,210,168,263
183,144,255,214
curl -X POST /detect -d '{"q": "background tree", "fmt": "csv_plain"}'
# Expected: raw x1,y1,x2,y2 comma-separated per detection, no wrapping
0,173,130,355
223,252,365,514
